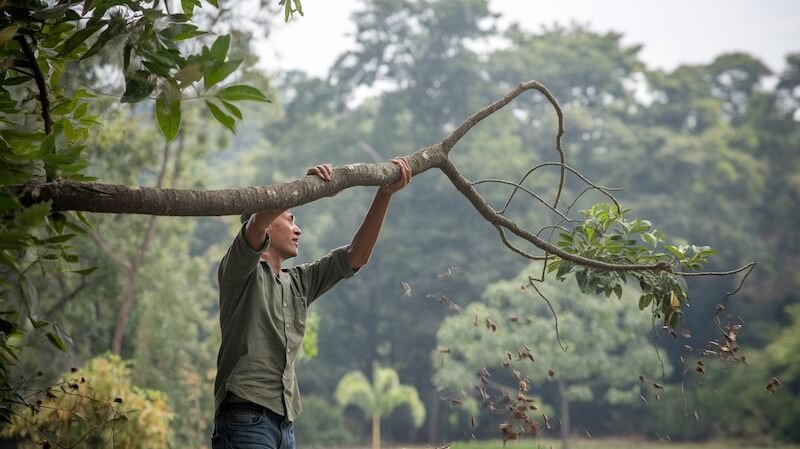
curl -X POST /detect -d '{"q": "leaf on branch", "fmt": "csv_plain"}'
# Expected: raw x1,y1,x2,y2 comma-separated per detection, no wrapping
204,100,235,132
204,59,242,90
121,71,153,103
156,86,182,142
0,25,19,45
58,22,106,57
15,202,52,229
216,85,270,103
210,35,230,63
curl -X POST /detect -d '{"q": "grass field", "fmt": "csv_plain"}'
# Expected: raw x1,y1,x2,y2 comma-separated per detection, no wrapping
359,439,800,449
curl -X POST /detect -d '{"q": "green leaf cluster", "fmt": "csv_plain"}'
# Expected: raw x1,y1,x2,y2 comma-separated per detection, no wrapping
547,203,715,328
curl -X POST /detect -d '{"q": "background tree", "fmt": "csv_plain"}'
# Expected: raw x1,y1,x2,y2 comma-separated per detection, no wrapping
335,365,425,449
434,265,670,449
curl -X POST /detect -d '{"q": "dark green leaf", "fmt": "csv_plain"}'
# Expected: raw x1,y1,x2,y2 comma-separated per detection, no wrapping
161,23,205,41
42,234,75,244
216,85,270,102
0,76,31,86
0,192,20,215
210,35,230,63
204,59,242,89
45,330,67,352
638,294,652,310
221,100,242,120
72,266,98,276
15,202,51,229
58,22,105,57
121,72,153,103
80,18,126,61
155,88,182,142
204,100,235,132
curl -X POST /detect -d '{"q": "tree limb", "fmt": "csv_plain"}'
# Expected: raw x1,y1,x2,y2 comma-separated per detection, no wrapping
14,35,52,136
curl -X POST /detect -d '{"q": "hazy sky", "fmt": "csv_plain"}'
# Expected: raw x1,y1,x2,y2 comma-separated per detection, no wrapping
257,0,800,77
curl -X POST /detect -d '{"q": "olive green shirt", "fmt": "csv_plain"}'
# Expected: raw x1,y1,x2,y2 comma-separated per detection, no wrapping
214,224,356,420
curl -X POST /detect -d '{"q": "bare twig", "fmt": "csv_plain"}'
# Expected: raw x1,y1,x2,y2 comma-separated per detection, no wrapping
504,162,622,213
528,277,567,352
472,179,574,222
495,226,546,261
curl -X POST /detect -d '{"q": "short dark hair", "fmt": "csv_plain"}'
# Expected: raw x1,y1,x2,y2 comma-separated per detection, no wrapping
240,213,251,224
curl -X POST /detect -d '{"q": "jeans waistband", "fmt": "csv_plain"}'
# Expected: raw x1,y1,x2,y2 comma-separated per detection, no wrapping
219,401,284,421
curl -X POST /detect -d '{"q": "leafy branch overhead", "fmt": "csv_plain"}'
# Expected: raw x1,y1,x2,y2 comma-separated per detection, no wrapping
0,0,754,395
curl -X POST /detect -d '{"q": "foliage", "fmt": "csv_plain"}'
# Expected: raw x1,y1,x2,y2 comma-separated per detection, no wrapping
549,203,716,329
433,264,671,443
0,353,171,449
293,395,357,446
0,0,273,424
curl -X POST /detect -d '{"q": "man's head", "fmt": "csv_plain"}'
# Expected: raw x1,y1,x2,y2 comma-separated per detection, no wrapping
262,210,302,261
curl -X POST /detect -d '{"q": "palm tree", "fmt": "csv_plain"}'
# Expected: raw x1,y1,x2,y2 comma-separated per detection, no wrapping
335,365,425,449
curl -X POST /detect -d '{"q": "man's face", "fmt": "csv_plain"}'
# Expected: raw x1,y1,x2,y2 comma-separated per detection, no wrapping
266,210,302,260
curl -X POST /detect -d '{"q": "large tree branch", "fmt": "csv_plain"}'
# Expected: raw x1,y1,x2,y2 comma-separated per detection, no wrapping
12,145,446,215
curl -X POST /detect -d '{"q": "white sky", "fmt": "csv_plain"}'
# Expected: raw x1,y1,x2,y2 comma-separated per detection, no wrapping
256,0,800,77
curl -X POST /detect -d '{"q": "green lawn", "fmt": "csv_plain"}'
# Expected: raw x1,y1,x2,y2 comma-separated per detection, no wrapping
436,439,800,449
358,439,800,449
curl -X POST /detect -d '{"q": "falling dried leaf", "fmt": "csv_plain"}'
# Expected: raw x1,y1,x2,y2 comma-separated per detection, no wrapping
400,281,412,297
548,369,555,377
653,383,664,390
437,347,451,353
670,290,680,309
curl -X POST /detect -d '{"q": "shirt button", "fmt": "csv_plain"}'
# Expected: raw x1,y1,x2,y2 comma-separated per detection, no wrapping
286,348,290,353
283,302,287,307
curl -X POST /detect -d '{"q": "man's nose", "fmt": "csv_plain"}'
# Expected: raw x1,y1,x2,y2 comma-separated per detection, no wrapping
294,226,302,236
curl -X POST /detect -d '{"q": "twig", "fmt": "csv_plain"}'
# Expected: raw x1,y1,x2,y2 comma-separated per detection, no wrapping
495,226,546,261
472,179,574,222
504,162,622,213
528,277,567,352
15,35,52,135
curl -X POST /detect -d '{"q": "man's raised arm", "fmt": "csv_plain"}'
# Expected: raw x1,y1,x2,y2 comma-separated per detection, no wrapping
344,157,411,269
244,211,284,251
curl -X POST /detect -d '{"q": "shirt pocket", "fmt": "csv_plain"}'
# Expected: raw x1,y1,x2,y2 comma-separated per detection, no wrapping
292,295,307,330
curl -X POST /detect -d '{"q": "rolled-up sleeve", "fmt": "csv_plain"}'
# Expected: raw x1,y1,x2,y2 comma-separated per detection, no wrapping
218,223,269,289
297,245,358,304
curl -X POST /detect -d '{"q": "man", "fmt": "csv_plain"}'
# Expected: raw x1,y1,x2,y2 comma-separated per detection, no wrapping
211,158,412,449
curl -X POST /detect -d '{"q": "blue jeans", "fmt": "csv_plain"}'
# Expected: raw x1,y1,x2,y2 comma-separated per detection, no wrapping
212,403,295,449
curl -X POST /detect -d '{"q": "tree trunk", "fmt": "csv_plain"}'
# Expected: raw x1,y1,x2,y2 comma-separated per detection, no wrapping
558,379,570,449
111,269,137,355
371,413,381,449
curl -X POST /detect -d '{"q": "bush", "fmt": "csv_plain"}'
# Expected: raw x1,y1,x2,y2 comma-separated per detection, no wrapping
0,354,172,449
294,395,357,447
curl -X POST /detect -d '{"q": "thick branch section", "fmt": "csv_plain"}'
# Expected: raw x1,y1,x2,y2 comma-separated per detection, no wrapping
12,146,445,215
